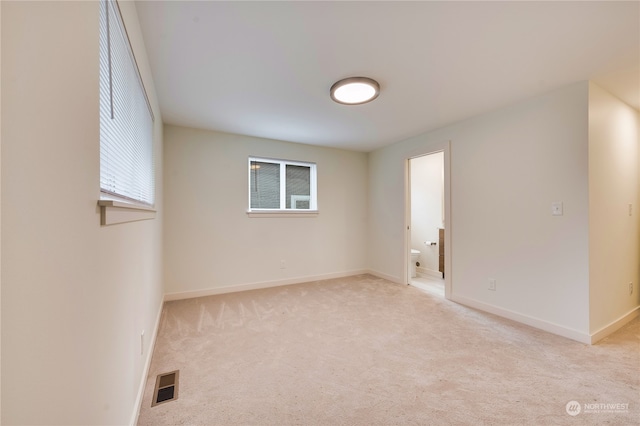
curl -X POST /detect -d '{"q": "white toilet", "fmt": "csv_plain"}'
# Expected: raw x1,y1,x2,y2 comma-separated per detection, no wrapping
410,249,421,278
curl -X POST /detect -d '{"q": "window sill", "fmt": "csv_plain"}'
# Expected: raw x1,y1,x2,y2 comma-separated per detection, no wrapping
246,210,318,218
98,200,156,225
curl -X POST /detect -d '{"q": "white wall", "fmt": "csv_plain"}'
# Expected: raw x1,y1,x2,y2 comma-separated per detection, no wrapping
370,82,591,339
588,82,640,334
410,152,444,273
1,2,163,425
163,125,368,297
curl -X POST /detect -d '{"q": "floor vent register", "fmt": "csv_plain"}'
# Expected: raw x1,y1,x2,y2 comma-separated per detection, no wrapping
152,370,179,407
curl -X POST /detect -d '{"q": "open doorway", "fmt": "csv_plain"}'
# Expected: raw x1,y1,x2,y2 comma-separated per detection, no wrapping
407,147,451,298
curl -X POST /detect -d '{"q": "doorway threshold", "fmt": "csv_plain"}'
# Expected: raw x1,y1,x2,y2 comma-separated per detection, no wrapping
410,276,444,297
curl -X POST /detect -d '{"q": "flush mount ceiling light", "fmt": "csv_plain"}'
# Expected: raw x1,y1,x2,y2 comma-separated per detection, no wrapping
330,77,380,105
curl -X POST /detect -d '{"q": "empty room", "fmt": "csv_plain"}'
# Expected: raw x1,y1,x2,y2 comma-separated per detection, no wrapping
2,1,639,425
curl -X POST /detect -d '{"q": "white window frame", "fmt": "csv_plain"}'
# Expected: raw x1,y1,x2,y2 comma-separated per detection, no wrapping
247,157,318,217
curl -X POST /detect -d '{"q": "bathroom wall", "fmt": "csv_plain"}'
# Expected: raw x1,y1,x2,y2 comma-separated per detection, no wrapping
410,152,444,275
163,125,369,298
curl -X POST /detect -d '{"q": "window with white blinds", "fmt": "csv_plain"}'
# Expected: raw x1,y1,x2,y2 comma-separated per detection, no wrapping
249,157,317,211
99,0,154,206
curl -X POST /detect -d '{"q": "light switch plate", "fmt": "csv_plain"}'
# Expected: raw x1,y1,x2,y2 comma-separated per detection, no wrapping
551,201,563,216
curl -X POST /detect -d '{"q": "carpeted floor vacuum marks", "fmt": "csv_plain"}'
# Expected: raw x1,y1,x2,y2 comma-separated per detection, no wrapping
138,274,639,425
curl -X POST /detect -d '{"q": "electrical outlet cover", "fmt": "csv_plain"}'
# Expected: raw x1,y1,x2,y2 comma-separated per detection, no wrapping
551,201,563,216
488,279,496,291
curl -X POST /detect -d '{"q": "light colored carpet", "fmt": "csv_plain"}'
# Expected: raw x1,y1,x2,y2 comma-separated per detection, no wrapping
137,274,639,425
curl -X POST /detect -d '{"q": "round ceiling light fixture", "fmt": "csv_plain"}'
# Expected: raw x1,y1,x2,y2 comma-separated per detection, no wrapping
330,77,380,105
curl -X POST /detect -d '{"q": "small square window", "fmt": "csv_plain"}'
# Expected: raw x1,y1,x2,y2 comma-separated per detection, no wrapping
249,157,317,211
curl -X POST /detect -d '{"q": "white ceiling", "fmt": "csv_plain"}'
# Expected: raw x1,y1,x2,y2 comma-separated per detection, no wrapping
135,1,640,152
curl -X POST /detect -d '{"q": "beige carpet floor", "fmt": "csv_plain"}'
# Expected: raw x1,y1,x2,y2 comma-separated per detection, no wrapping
137,274,639,425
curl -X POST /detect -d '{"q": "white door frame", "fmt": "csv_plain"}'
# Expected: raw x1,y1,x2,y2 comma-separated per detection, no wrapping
404,141,452,299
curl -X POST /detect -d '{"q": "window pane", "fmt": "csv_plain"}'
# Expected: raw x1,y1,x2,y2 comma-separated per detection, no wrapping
286,165,311,209
250,161,280,208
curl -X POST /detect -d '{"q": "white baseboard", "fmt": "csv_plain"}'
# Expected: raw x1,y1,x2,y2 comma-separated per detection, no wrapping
450,295,591,344
417,267,443,279
366,269,403,285
590,306,639,344
164,269,370,301
130,298,164,426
